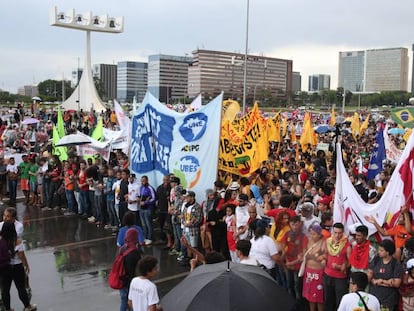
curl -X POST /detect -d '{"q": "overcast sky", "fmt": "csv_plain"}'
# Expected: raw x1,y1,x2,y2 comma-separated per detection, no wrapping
1,0,414,93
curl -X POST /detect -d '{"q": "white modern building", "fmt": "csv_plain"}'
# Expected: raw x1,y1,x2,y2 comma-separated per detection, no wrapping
338,47,408,92
308,74,330,92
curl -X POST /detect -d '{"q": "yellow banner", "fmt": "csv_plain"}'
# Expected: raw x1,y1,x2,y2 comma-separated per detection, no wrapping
219,104,269,176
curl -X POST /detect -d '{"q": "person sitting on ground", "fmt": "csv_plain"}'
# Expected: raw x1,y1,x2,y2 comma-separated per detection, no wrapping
337,271,380,311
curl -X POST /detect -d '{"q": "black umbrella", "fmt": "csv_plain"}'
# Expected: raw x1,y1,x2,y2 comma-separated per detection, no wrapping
161,261,296,311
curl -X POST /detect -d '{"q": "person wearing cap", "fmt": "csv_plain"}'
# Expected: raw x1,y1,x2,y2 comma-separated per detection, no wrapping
302,223,325,311
280,215,308,301
119,228,142,311
400,258,414,309
138,175,156,246
168,176,183,256
227,181,240,192
179,191,202,262
368,239,403,310
349,225,376,273
316,196,331,217
300,202,320,237
234,194,250,241
337,271,380,311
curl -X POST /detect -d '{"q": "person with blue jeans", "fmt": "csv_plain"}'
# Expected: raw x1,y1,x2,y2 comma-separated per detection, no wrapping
139,175,156,246
105,168,119,229
119,228,141,311
6,157,18,205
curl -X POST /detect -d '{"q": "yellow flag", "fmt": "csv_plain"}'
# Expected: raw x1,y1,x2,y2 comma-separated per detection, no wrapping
267,111,281,142
281,116,288,139
404,128,412,142
351,112,360,141
330,106,335,126
290,121,297,143
222,99,240,121
359,114,370,135
300,113,317,151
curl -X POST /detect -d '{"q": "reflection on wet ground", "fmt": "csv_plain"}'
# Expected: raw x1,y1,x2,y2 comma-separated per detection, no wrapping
9,203,188,311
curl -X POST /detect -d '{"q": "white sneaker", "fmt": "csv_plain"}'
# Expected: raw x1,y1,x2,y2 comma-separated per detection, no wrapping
144,239,152,245
88,216,96,223
23,303,37,311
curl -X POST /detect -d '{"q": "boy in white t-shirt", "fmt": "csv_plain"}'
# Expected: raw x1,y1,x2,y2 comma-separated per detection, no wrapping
128,256,161,311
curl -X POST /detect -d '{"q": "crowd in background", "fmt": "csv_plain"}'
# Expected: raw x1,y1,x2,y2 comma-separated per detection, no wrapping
1,104,414,310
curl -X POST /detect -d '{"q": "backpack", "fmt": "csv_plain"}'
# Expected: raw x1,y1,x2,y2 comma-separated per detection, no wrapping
108,247,135,289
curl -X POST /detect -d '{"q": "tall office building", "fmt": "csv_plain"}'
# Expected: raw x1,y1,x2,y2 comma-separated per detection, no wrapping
338,47,408,92
364,48,408,92
117,61,148,103
188,49,292,102
147,54,193,103
308,74,331,92
17,85,38,97
92,64,117,101
292,71,301,93
338,51,365,92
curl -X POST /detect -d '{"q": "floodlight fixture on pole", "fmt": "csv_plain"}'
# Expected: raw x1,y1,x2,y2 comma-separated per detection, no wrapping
49,6,124,112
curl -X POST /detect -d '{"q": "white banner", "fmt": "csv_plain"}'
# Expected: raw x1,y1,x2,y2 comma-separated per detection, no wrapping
114,100,131,154
76,131,111,161
130,92,223,200
384,124,402,163
334,131,414,236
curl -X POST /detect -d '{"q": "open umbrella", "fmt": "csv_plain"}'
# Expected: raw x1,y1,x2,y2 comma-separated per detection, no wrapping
314,124,336,134
31,96,42,102
388,128,405,135
21,118,39,125
55,134,91,147
161,261,296,311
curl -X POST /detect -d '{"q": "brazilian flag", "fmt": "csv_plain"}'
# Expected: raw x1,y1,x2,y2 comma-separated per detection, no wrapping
391,107,414,128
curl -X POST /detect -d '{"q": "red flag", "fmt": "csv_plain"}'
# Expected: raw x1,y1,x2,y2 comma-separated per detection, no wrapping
399,148,414,210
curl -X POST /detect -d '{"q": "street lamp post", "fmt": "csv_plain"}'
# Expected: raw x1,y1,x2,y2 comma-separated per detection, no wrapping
242,0,250,115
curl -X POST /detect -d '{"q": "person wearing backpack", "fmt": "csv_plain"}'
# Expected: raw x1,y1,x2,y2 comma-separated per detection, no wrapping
115,228,142,311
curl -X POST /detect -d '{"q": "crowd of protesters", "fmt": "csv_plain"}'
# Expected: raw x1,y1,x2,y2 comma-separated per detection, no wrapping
2,104,414,310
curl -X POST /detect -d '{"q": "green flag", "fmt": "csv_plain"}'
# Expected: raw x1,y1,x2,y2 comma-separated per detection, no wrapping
391,107,414,128
57,105,66,139
92,117,103,142
52,126,68,161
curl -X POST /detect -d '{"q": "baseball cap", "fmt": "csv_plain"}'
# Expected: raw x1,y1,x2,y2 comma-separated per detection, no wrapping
239,194,249,201
407,258,414,270
184,190,196,198
318,196,331,206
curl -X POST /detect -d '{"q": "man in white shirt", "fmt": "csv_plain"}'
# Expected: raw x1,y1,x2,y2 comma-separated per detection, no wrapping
234,194,250,240
6,157,18,205
127,174,140,228
0,207,24,238
128,256,161,311
236,239,258,266
337,271,380,311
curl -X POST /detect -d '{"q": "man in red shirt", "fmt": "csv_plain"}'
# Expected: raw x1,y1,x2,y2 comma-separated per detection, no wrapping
281,215,308,301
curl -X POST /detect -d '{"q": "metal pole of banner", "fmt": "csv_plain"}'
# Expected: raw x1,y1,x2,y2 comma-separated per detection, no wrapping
242,0,250,116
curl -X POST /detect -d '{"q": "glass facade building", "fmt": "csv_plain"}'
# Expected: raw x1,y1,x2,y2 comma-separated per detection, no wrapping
117,61,147,103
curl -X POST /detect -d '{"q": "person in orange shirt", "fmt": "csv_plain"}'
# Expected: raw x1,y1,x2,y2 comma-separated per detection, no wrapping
366,205,414,262
63,161,76,216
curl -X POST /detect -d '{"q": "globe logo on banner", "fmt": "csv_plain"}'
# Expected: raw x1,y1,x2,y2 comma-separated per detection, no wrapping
173,156,202,189
179,113,208,142
401,111,409,122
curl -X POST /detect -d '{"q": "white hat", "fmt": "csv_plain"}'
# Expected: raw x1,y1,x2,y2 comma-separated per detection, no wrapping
407,258,414,270
228,181,240,191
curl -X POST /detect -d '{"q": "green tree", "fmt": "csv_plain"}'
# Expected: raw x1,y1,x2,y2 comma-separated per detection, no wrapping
38,79,73,102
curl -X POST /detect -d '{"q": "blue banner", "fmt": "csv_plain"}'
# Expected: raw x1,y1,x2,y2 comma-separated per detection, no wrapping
367,127,386,181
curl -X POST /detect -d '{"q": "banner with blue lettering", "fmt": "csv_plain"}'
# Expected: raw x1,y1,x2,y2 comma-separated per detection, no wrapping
130,92,223,200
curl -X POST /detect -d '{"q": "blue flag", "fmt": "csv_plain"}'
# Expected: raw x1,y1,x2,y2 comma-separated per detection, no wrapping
367,127,386,181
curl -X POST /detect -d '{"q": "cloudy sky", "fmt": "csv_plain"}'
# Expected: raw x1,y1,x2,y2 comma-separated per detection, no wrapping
1,0,414,93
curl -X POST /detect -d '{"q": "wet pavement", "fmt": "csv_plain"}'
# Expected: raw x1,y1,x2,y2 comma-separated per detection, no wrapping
9,199,189,311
